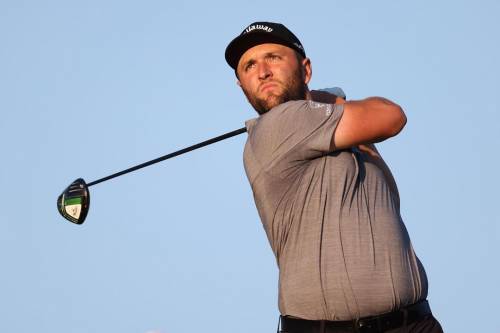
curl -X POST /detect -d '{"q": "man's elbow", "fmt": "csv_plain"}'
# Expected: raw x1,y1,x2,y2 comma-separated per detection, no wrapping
386,104,407,137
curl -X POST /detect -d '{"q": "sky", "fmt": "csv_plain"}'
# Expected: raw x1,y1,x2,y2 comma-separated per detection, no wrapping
0,0,499,332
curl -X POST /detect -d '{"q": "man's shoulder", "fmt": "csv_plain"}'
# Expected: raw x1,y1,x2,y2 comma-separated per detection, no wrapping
246,99,339,140
248,100,310,128
268,99,310,115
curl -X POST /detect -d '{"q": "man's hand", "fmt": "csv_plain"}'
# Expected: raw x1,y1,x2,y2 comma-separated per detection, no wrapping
310,90,345,105
331,97,406,150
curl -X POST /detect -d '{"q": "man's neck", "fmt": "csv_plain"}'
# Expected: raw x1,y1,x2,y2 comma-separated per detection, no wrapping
305,89,312,101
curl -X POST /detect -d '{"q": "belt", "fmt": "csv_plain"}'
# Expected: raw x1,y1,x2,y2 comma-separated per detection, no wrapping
280,300,432,333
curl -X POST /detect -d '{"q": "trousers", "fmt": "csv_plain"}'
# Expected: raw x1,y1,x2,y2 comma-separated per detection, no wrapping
278,313,443,333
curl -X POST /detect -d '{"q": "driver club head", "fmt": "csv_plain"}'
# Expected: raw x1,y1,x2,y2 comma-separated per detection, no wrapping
57,178,90,224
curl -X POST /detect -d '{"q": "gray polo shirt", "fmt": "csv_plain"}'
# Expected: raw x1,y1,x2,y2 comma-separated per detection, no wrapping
243,100,428,320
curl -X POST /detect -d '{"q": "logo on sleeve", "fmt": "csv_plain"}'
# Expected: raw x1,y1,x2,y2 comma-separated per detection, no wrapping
308,101,333,116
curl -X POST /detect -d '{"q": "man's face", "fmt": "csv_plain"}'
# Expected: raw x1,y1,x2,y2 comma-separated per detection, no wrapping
236,43,311,115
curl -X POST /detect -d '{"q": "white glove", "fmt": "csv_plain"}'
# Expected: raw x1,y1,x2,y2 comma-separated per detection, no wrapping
317,87,346,99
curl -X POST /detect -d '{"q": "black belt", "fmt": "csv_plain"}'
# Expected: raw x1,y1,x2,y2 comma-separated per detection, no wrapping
280,300,432,333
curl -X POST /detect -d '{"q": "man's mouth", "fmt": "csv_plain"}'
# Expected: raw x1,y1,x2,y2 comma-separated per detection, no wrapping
259,82,280,93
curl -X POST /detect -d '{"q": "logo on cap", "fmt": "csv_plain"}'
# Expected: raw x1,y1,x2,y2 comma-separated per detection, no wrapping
244,24,274,34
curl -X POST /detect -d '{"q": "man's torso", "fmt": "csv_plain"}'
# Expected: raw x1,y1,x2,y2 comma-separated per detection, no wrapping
243,100,428,320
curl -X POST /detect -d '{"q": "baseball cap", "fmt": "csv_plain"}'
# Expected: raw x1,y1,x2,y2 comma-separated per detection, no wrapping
225,21,306,71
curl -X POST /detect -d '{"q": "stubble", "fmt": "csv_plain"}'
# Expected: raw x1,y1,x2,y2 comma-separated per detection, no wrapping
242,66,307,115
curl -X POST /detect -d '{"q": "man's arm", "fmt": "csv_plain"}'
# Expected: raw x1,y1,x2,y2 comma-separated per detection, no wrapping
309,90,406,150
308,90,404,205
331,97,406,150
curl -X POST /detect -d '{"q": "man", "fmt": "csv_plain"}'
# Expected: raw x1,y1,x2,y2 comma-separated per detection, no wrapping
225,22,443,333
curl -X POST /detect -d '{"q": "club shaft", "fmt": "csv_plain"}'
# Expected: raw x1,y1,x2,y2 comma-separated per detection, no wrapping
87,127,247,187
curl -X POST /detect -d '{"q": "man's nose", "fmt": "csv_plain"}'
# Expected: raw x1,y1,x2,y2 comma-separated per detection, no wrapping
258,63,272,80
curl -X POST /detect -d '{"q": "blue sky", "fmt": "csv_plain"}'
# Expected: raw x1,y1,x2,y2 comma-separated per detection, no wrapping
1,1,498,332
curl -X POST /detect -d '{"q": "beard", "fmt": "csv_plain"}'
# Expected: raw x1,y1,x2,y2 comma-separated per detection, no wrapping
242,67,308,115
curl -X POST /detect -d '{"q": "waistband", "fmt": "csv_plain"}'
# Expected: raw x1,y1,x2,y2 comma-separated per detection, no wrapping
280,300,432,333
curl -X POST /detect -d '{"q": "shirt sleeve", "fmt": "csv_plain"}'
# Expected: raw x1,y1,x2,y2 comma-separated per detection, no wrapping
247,100,344,178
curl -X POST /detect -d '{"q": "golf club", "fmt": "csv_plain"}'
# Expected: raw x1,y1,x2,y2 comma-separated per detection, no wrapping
57,127,247,224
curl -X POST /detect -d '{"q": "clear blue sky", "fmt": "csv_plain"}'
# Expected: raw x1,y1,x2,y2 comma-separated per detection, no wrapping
1,1,498,332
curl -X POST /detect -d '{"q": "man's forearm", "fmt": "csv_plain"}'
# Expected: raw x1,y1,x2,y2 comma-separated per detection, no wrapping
331,97,406,150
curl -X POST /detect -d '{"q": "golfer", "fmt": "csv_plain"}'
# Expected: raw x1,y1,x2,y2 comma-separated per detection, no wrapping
225,22,443,333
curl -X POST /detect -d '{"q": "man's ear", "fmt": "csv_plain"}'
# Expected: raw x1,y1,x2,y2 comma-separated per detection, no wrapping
302,57,312,85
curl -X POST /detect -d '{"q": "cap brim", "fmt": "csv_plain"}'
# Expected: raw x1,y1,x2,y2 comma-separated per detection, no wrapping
225,32,303,71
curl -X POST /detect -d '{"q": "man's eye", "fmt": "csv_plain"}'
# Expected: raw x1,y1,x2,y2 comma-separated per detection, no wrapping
269,55,281,62
245,63,256,71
